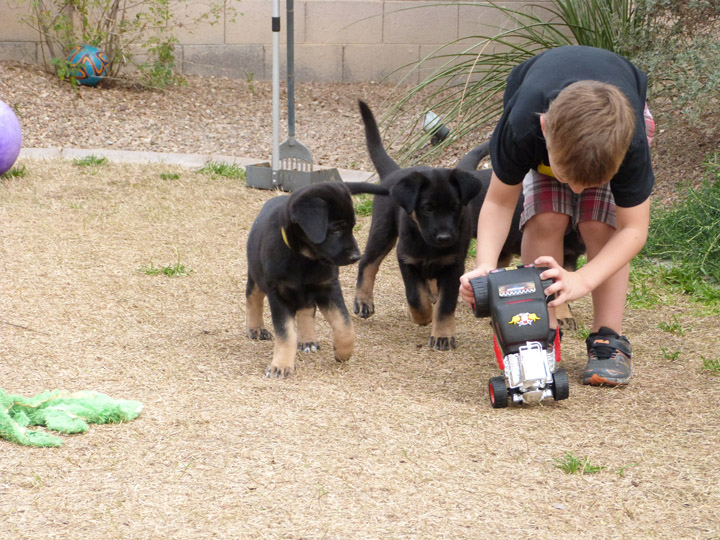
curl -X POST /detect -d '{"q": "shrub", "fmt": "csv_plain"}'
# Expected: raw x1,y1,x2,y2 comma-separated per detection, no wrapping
383,0,719,164
20,0,238,88
626,1,720,136
641,154,720,286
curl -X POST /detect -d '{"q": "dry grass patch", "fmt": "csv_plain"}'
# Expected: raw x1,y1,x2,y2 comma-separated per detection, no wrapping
1,158,719,539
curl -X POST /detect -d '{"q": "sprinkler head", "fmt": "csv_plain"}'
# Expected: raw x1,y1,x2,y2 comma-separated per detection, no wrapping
423,110,450,146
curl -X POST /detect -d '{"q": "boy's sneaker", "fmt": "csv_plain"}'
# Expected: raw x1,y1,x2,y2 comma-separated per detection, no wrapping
582,327,632,386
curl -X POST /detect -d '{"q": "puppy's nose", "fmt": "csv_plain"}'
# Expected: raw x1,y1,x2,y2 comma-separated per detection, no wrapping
435,232,454,245
348,249,361,263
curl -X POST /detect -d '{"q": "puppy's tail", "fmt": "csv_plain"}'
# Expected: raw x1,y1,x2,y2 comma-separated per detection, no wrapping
457,141,490,171
358,100,401,180
345,182,389,196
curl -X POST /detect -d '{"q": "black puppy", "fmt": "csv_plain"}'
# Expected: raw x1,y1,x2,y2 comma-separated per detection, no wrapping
353,101,584,347
246,180,388,377
353,100,487,350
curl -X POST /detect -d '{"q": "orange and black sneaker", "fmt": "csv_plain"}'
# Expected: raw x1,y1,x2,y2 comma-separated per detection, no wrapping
582,327,632,386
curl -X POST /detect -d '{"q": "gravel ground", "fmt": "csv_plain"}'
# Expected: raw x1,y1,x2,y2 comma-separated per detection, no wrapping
1,60,716,202
1,61,400,173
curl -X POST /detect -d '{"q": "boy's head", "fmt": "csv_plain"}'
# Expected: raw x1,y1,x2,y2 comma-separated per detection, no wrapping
540,80,635,190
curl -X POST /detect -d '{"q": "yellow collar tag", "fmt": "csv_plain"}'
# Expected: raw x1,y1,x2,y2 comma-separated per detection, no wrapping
281,226,290,248
536,162,556,178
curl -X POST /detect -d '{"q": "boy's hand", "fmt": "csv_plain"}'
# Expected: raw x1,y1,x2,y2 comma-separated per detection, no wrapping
535,256,591,307
459,263,496,307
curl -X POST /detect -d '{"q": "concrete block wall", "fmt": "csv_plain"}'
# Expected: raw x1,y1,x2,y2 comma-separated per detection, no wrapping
0,0,549,83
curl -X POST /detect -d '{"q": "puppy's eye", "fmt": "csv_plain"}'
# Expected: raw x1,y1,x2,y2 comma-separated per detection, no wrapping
422,203,435,214
329,223,345,235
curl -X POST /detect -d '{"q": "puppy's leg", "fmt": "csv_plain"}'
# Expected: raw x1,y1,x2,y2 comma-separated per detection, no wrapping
265,292,297,378
354,206,397,318
246,277,272,340
318,282,355,362
427,279,438,304
428,270,460,351
355,260,383,318
497,252,515,269
297,306,320,353
555,302,577,331
399,262,432,325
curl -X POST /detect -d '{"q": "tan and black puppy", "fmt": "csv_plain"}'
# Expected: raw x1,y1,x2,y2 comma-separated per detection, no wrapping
353,100,485,350
246,180,388,378
353,100,585,347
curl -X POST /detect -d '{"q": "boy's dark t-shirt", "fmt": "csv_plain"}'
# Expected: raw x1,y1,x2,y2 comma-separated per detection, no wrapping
490,46,654,208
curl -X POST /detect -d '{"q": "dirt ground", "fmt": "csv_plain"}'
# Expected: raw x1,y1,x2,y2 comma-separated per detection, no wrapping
1,157,719,539
1,62,720,539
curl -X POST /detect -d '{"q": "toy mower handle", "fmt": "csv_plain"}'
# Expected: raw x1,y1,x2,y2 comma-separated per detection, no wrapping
470,276,491,318
536,267,556,303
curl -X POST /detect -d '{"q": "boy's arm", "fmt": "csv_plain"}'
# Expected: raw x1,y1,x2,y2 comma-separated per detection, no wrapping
459,172,523,305
537,199,650,306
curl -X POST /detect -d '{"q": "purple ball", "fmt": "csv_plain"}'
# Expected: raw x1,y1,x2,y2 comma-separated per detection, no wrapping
0,100,22,175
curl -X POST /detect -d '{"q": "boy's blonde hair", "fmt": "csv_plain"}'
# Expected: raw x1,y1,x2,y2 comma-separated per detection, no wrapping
543,80,635,187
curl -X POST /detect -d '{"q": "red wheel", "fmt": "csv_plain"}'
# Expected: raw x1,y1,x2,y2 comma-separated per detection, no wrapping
489,376,509,408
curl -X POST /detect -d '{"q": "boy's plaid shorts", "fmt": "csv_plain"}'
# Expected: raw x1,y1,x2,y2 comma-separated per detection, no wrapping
519,104,655,231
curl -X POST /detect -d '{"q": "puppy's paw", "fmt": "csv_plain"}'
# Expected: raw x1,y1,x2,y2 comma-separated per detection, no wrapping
334,351,353,363
248,328,273,340
333,342,354,363
409,307,432,326
353,298,375,319
298,342,320,353
265,364,293,378
428,336,457,351
557,317,577,331
555,303,577,331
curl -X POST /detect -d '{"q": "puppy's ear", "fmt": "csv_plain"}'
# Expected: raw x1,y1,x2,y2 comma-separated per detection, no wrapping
290,197,329,243
450,169,483,205
390,172,424,214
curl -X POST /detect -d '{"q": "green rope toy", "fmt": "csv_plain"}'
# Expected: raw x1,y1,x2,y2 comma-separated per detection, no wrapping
0,389,143,447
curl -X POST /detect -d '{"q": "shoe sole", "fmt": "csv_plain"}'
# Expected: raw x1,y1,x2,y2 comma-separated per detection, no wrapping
582,374,630,386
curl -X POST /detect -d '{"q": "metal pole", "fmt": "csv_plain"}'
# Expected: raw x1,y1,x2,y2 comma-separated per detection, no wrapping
271,0,280,184
287,0,295,139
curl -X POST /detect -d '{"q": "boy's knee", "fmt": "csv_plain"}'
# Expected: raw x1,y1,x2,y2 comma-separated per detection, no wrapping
578,219,615,240
577,219,617,257
525,212,570,238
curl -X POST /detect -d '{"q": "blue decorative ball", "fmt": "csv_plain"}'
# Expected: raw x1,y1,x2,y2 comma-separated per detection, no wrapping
66,45,110,86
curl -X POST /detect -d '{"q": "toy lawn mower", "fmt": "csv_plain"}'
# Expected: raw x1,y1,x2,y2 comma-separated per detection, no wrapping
470,264,569,408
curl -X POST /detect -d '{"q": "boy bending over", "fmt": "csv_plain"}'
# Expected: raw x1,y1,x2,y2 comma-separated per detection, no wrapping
459,45,655,386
